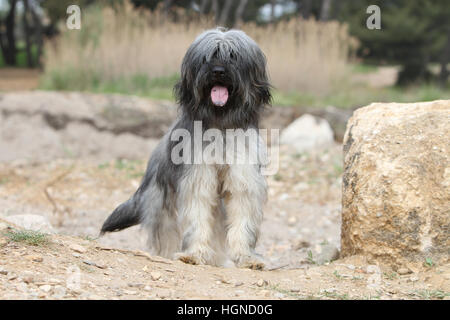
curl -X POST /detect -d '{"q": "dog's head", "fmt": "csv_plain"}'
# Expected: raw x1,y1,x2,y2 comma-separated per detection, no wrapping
175,28,272,128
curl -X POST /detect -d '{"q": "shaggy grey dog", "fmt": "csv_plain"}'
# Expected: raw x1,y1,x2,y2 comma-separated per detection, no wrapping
100,28,272,269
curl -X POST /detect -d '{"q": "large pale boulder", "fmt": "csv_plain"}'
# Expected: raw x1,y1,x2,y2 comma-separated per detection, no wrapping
280,114,334,153
341,100,449,268
4,214,55,234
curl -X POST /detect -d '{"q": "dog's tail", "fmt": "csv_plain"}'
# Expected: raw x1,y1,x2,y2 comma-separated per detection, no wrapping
100,196,143,236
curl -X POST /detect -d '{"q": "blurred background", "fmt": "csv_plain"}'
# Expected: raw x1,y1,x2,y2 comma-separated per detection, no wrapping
1,0,449,106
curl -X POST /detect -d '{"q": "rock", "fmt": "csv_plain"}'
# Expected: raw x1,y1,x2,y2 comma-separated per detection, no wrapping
292,239,310,250
273,292,285,299
341,100,450,267
150,271,162,281
25,255,43,263
0,267,8,275
256,279,268,287
52,285,67,299
70,244,87,253
315,244,340,265
280,114,334,153
259,289,271,297
0,91,176,162
4,214,54,234
39,285,52,293
397,268,411,275
287,216,297,226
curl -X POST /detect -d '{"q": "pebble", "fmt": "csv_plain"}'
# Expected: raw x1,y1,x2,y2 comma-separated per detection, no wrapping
408,275,419,282
293,239,310,250
256,279,268,287
274,292,285,299
123,290,137,295
233,281,244,287
234,290,245,296
0,267,8,275
150,271,162,281
16,282,28,292
69,244,87,254
8,274,17,281
52,285,67,299
397,268,411,275
260,290,271,297
39,285,52,293
287,216,297,226
23,276,34,284
26,255,43,263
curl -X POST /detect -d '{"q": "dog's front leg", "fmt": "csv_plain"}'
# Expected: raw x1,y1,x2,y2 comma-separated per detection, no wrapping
175,164,219,265
224,164,267,270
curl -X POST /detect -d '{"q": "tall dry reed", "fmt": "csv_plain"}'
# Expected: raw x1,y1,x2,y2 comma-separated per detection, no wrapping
43,1,356,95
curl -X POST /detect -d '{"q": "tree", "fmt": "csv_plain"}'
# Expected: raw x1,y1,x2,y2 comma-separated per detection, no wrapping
0,0,18,66
338,0,450,85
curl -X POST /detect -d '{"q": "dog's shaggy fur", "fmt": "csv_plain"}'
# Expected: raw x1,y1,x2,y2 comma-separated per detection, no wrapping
100,28,272,269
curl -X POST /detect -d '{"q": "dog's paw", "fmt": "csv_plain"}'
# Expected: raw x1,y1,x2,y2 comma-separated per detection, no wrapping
234,253,266,270
174,249,212,266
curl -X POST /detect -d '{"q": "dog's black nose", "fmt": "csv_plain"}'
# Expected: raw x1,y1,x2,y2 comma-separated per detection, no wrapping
212,66,225,77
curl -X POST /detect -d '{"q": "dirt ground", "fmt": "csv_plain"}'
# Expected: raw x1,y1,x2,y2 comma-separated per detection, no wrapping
0,90,449,300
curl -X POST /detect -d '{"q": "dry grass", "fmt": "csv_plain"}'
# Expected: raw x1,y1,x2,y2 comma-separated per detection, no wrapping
42,1,356,96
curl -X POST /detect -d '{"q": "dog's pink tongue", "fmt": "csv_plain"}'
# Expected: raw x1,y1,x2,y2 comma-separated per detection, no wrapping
211,86,229,106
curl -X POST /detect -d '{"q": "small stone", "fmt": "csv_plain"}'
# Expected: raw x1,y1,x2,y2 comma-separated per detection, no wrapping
23,276,34,284
144,285,152,292
16,282,28,292
26,255,43,263
260,290,271,297
0,267,8,275
256,279,268,287
343,264,355,270
408,275,419,282
274,292,285,299
234,290,245,296
8,274,17,281
290,288,301,293
123,290,137,295
52,285,66,299
287,216,297,226
48,278,62,284
233,281,244,287
397,268,411,275
150,271,162,281
39,285,52,293
70,244,87,254
293,239,310,250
